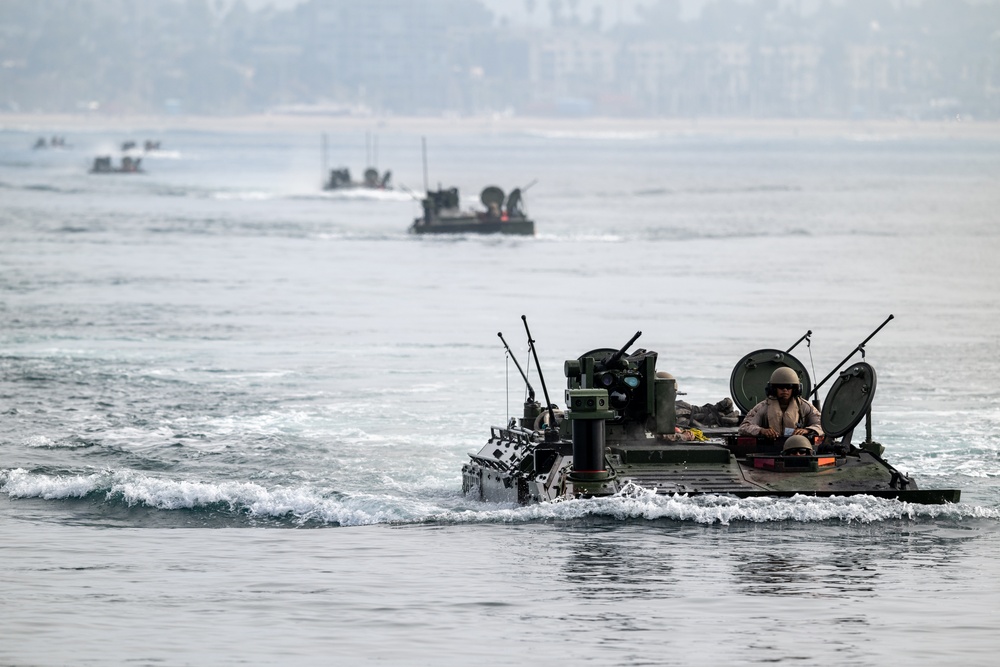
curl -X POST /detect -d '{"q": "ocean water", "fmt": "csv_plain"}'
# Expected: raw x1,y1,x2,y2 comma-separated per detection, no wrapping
1,121,999,666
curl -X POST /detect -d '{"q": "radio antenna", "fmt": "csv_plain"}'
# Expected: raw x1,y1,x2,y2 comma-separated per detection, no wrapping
521,316,559,440
498,332,535,402
421,136,429,193
809,315,894,400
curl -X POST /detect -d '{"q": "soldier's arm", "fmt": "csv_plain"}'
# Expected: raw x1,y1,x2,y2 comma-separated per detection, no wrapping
800,399,824,437
738,402,765,435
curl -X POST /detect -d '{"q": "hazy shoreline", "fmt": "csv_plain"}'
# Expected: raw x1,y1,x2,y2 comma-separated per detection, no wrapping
4,112,999,140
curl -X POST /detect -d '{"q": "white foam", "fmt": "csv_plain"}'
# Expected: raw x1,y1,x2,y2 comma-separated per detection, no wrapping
211,191,276,201
448,484,1000,526
0,468,412,525
3,468,996,527
535,232,624,243
316,188,414,202
23,435,57,448
1,468,101,499
144,149,183,159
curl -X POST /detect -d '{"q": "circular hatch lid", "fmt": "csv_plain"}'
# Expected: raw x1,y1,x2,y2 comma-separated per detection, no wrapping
480,186,505,209
729,349,812,414
820,362,877,438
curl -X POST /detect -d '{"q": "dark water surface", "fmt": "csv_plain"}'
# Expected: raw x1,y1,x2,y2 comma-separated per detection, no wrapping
3,517,999,666
2,123,999,665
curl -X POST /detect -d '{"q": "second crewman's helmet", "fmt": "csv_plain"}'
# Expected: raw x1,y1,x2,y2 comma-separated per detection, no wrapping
766,366,802,397
782,434,813,455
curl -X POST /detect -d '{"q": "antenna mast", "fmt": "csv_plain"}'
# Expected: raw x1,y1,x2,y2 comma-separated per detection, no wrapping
498,332,535,402
521,316,559,440
421,136,429,193
321,133,328,184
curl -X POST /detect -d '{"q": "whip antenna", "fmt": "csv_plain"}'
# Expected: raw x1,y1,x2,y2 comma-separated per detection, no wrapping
521,316,559,440
786,330,811,353
498,332,535,402
421,136,429,193
809,315,894,400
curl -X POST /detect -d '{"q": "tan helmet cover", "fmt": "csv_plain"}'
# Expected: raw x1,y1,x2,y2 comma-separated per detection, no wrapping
782,434,813,453
769,366,800,386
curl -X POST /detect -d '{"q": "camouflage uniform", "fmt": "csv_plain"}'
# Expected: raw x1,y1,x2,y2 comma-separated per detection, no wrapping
738,397,824,438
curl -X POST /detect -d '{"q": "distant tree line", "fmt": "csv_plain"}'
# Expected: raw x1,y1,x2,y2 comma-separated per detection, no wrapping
0,0,997,118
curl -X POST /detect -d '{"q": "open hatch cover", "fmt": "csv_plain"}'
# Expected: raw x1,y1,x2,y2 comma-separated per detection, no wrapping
480,186,505,209
820,362,877,438
730,349,812,414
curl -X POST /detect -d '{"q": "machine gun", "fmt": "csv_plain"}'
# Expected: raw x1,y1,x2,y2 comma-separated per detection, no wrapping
562,331,661,426
595,330,643,371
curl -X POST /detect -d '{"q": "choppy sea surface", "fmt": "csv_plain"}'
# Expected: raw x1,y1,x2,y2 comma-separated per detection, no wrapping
2,121,999,665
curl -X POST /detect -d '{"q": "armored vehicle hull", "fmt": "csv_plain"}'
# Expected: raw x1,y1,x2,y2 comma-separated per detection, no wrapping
410,214,534,235
90,156,142,174
463,321,960,505
410,185,535,235
324,167,391,191
463,425,959,505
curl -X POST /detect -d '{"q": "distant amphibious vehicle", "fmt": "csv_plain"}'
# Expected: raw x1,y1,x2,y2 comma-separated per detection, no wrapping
324,166,392,191
320,132,392,191
463,316,960,505
409,184,535,235
409,136,534,235
89,156,143,174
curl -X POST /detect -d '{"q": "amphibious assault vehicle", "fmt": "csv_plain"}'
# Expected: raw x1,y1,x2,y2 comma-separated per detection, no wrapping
320,133,392,191
409,184,534,235
408,137,534,235
462,316,960,505
324,166,392,191
89,155,143,174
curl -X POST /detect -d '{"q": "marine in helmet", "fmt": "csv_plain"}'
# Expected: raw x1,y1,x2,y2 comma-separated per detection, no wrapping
782,434,814,456
738,366,823,441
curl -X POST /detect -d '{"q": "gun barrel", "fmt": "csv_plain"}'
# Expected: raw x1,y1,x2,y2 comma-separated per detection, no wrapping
603,330,642,369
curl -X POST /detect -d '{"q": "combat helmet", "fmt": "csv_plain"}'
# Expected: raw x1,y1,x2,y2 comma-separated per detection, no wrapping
766,366,802,397
782,434,813,455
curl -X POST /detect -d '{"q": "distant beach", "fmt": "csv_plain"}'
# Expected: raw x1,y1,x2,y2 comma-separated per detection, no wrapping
3,112,999,140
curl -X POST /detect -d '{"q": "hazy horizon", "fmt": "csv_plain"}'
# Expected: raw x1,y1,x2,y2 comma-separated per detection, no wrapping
2,0,999,119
